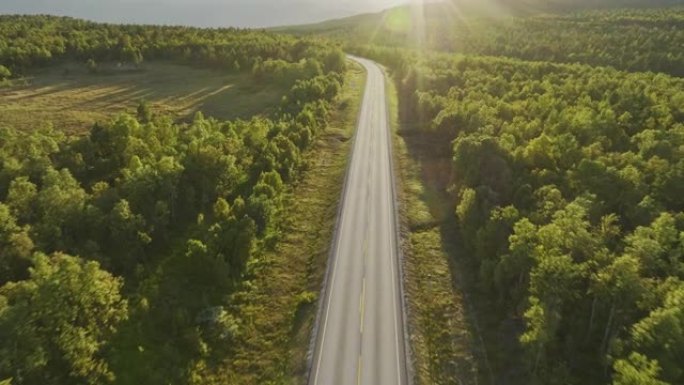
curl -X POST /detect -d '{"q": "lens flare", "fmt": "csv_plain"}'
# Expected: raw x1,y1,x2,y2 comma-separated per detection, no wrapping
376,1,476,49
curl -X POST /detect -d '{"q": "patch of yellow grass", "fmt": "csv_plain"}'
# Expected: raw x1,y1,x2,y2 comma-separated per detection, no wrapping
0,62,286,134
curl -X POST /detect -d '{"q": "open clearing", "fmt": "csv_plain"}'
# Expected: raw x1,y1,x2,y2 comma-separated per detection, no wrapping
0,62,286,134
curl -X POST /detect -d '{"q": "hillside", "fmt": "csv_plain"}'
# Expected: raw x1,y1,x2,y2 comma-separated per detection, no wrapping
276,0,684,34
277,2,684,76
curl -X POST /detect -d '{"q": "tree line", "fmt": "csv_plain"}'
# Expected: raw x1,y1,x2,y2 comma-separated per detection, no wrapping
0,14,345,76
0,15,346,385
306,5,684,77
353,44,684,385
446,7,684,77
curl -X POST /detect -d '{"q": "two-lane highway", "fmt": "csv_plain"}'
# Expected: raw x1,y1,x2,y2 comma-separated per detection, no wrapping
309,57,407,385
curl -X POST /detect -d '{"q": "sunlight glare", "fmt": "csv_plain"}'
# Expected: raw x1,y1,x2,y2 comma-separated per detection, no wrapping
363,0,480,50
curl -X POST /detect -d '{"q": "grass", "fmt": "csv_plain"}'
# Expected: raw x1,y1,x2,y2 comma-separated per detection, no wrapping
201,60,367,384
384,69,484,385
0,62,286,134
387,67,532,384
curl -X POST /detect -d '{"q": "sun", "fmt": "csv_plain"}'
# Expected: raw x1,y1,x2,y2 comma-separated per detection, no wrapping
365,0,469,49
368,0,426,47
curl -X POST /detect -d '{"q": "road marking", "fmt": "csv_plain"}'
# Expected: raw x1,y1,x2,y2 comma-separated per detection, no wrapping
311,58,405,385
311,142,357,385
357,355,363,385
312,57,371,385
360,277,366,334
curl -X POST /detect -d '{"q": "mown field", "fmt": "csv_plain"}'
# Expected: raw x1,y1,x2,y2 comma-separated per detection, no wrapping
0,62,286,134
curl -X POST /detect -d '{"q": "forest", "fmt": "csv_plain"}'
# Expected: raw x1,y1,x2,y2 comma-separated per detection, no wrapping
0,15,347,385
0,15,347,76
2,3,684,385
288,5,684,77
351,16,684,383
439,7,684,76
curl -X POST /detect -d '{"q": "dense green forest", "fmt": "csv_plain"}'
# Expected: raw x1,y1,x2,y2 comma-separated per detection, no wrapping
0,15,347,385
284,4,684,76
332,5,684,384
2,4,684,385
0,15,344,76
352,32,684,384
444,7,684,76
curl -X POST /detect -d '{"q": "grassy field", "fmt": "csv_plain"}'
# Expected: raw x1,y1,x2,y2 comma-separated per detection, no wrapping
0,62,286,134
386,70,485,385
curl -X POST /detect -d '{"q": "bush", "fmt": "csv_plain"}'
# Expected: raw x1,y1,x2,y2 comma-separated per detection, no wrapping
0,65,10,80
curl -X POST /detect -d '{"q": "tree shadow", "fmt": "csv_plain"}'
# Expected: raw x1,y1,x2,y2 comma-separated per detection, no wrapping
0,63,289,134
76,87,150,109
397,98,529,385
0,82,76,101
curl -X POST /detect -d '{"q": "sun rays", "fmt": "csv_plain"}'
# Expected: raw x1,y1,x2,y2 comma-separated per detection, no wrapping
363,0,478,50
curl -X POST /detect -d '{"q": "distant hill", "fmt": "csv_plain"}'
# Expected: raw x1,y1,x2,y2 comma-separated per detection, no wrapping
274,0,683,36
503,0,683,11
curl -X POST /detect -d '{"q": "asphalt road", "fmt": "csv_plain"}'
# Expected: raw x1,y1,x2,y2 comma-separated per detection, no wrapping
309,56,407,385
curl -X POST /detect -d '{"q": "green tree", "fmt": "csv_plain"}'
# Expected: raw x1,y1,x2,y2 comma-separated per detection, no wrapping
625,213,683,278
136,101,152,123
590,255,646,357
208,197,256,274
0,203,34,284
0,65,10,80
5,177,37,223
121,45,143,67
32,168,88,252
495,216,535,305
107,199,151,273
623,283,684,383
521,253,586,373
613,353,669,385
0,253,128,385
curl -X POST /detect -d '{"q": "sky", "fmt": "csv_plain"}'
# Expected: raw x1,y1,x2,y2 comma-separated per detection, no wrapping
0,0,408,28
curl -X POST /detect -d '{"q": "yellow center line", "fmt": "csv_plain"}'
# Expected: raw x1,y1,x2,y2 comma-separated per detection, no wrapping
359,277,366,334
358,234,369,384
360,235,368,334
357,355,362,385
